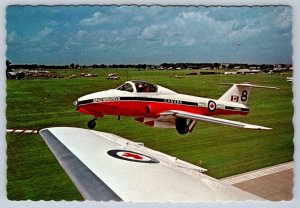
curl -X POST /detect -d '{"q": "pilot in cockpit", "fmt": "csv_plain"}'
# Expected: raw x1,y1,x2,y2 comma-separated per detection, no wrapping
137,83,145,92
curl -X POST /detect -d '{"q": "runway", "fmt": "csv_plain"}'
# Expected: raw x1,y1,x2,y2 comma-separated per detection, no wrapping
221,162,294,201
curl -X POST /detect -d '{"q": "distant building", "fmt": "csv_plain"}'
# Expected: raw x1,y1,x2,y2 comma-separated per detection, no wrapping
237,69,261,74
6,71,25,79
234,66,240,70
158,66,164,70
7,71,17,79
224,71,237,75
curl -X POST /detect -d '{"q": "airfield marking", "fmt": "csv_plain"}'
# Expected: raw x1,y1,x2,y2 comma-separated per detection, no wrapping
7,129,39,134
221,161,293,185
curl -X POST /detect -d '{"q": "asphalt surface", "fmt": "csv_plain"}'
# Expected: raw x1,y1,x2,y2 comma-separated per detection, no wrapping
221,162,293,201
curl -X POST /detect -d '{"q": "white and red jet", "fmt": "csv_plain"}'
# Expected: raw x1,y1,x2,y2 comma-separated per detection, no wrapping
73,80,278,134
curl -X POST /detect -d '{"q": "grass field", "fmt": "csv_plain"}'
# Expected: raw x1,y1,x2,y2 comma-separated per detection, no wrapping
6,68,294,200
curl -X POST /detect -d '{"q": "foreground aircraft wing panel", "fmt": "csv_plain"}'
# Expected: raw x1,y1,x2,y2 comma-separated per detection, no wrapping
40,129,122,201
161,110,271,130
40,127,263,202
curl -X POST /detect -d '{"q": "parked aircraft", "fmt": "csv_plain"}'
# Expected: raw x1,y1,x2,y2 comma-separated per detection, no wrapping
73,80,278,134
286,77,293,82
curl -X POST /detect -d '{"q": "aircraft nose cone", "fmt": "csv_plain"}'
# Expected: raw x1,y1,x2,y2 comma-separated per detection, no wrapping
73,100,78,107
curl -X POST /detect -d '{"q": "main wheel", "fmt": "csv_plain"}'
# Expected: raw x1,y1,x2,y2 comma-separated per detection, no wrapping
87,119,96,129
175,118,188,134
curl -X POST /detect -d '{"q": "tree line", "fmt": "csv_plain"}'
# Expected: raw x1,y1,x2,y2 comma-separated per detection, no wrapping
6,60,291,71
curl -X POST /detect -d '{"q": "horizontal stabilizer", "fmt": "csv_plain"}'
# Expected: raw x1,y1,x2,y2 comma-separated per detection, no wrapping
219,83,280,90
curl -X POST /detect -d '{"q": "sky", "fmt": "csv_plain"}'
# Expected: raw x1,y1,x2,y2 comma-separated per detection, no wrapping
6,5,292,65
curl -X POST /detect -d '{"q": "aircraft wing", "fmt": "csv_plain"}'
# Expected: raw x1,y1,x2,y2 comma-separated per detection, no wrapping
39,127,263,202
160,110,271,130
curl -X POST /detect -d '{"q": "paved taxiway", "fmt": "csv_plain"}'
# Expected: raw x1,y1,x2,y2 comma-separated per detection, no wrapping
221,162,293,201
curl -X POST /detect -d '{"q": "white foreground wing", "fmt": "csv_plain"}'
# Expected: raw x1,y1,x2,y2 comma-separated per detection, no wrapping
161,110,271,130
40,127,263,202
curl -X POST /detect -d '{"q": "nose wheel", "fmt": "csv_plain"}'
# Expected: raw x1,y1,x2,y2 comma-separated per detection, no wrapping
87,118,97,129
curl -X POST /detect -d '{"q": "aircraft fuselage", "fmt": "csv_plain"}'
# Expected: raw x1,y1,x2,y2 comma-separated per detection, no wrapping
75,88,249,119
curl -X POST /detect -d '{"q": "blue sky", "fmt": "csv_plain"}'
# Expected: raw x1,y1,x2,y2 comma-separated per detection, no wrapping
6,6,292,65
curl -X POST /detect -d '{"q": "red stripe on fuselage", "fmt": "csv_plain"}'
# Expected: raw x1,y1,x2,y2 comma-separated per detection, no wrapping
77,100,248,118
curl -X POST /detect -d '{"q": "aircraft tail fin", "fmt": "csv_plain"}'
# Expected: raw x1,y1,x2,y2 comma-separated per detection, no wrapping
218,83,279,106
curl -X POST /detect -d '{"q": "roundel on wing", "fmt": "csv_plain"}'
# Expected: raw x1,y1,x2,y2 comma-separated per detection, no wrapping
208,100,216,112
107,149,160,163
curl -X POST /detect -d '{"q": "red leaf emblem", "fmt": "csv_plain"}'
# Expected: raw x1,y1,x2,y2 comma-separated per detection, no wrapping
122,152,143,160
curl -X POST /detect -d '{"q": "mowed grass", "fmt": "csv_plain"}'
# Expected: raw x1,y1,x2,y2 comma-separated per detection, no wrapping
6,69,294,200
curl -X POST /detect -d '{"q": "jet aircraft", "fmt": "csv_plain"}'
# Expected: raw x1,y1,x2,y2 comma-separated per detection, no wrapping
73,80,278,134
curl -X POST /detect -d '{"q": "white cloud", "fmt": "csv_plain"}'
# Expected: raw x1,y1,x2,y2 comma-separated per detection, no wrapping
46,20,58,26
172,10,269,46
64,30,88,49
63,22,71,27
174,11,223,35
84,41,105,52
274,8,292,30
76,30,88,40
30,27,53,42
163,40,177,47
111,30,118,36
282,32,291,39
228,23,264,40
7,31,17,43
64,37,78,49
172,11,226,44
31,47,43,52
175,11,216,28
64,29,108,51
140,24,167,40
79,12,109,25
232,22,246,31
122,27,139,36
114,36,126,42
182,38,196,46
133,15,144,22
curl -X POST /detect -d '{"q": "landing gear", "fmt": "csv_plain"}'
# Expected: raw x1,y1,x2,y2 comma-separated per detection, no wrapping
175,118,189,134
87,118,97,129
175,118,197,135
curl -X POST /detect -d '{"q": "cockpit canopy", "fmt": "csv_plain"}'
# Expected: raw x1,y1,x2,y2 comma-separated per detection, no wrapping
116,81,158,93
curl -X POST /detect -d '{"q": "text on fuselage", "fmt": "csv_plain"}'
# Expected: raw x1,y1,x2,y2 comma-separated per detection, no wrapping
93,97,120,102
164,99,182,104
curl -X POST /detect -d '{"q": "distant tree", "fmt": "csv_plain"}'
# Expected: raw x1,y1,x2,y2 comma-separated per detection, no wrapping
161,63,173,68
260,64,268,72
227,63,235,69
269,65,274,70
213,63,220,68
137,64,146,70
75,64,79,68
70,63,75,68
6,60,12,73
